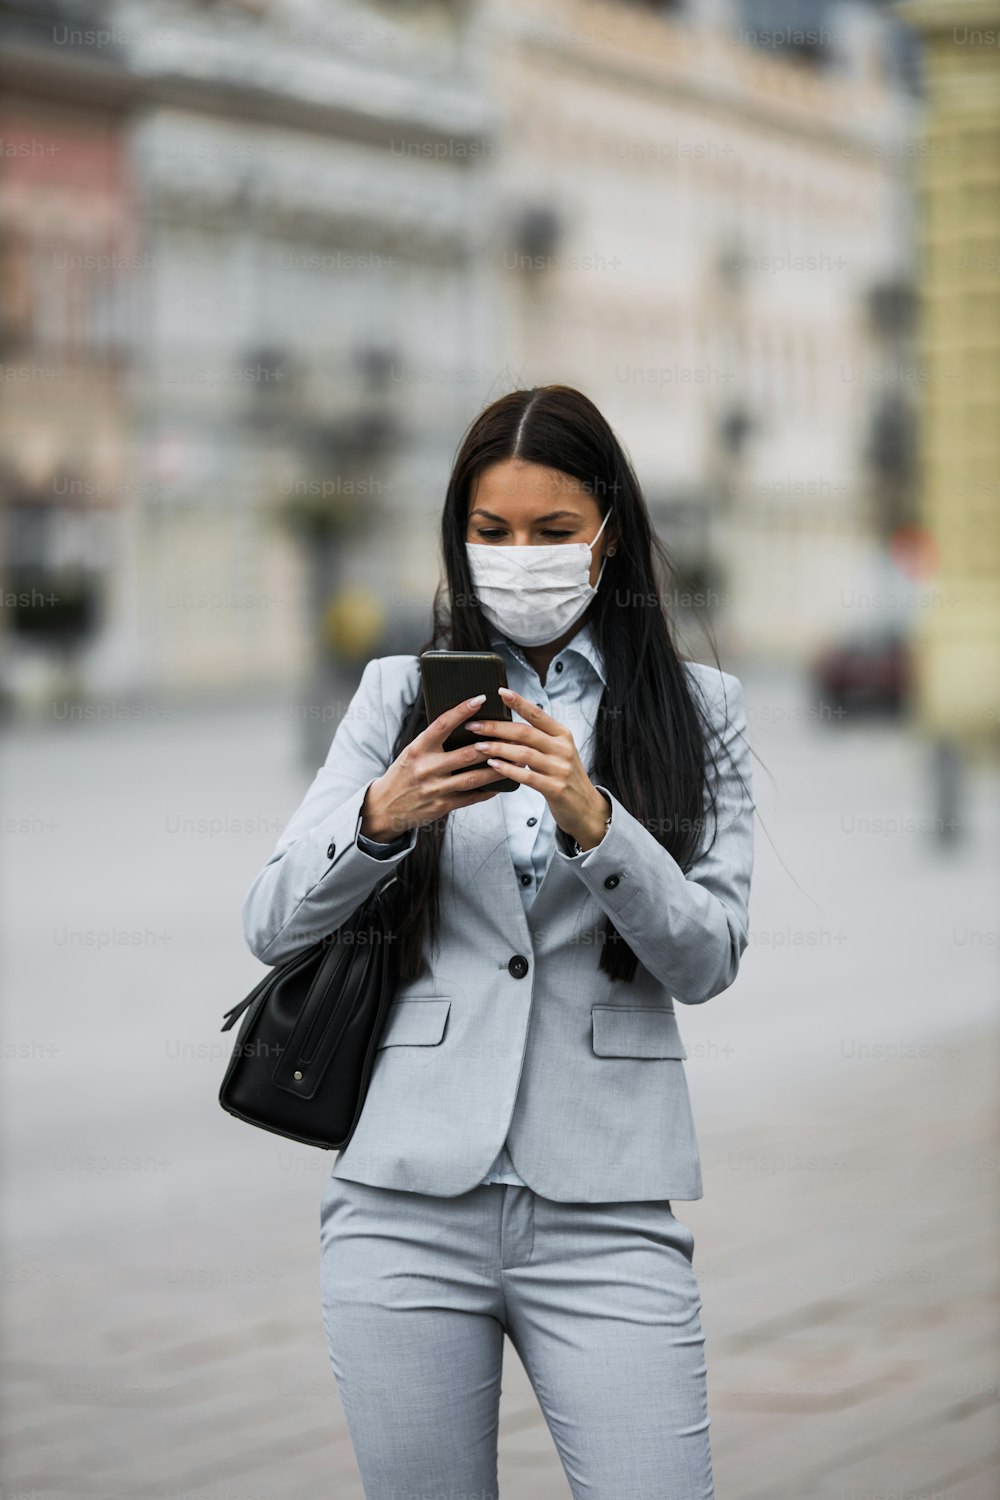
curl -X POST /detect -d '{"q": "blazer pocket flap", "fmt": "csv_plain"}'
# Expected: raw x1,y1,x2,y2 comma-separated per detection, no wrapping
591,1005,688,1059
376,998,451,1049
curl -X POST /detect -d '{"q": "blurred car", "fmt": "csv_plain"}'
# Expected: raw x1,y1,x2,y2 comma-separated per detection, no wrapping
811,627,914,717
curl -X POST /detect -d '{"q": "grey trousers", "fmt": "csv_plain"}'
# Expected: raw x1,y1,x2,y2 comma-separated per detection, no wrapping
319,1171,715,1499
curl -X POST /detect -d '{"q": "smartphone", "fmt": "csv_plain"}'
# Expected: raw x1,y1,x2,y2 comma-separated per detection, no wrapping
420,651,520,793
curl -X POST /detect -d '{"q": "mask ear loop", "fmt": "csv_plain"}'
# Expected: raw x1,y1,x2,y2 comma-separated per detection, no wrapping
591,508,615,574
589,506,613,551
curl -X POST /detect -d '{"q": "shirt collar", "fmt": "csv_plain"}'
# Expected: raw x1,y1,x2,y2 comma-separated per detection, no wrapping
488,619,607,688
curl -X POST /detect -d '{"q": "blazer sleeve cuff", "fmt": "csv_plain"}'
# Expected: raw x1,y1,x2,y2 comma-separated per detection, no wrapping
552,781,750,1004
325,777,418,870
554,783,634,898
356,824,419,860
244,778,416,962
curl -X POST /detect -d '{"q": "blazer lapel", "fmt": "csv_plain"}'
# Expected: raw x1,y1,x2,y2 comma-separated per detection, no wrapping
454,791,578,948
453,792,533,950
525,834,579,939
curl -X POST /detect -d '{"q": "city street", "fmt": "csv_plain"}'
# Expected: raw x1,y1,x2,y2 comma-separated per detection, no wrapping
2,664,998,1499
2,3,997,1497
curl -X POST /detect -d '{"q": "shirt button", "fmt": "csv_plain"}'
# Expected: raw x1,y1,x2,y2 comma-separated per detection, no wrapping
535,702,544,709
508,954,529,979
526,816,537,827
520,873,532,886
327,842,336,859
555,661,563,672
603,874,621,889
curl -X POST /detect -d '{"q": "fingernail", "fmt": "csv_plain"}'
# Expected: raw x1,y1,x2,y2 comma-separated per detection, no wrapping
498,686,512,696
468,694,486,706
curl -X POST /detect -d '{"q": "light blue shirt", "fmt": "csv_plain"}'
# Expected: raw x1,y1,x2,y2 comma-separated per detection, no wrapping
356,619,610,1189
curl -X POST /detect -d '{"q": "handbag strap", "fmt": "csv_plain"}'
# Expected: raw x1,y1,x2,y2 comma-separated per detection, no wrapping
271,880,396,1098
220,867,400,1035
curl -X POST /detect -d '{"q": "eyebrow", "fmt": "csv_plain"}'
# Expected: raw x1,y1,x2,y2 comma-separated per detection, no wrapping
469,509,583,523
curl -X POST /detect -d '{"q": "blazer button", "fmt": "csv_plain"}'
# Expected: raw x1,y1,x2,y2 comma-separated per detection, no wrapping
508,954,529,979
326,842,336,859
603,874,621,889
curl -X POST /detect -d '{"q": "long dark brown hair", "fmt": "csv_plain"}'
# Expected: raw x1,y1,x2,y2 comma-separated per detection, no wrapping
384,384,751,983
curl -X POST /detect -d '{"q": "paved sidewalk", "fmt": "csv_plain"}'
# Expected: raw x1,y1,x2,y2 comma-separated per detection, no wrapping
2,681,998,1498
690,1016,1000,1500
3,1016,996,1500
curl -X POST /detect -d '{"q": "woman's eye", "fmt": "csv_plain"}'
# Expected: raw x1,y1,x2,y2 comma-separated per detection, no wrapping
474,529,574,540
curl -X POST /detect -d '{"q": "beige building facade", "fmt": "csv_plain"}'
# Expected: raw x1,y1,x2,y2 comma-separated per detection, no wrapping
485,0,916,664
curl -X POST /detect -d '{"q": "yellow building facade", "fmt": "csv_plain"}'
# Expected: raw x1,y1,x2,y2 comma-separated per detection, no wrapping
898,0,1000,748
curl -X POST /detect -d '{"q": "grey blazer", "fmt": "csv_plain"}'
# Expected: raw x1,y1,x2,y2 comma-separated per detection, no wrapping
242,654,755,1202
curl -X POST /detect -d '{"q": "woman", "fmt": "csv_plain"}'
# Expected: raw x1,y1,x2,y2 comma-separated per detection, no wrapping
242,385,755,1500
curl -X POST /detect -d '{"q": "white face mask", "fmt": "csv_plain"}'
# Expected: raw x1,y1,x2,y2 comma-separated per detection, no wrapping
465,507,613,647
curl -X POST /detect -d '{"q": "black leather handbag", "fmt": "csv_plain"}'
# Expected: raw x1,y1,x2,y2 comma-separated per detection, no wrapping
218,869,400,1149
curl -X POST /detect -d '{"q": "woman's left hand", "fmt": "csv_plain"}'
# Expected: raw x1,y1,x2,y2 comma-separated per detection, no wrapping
467,686,611,850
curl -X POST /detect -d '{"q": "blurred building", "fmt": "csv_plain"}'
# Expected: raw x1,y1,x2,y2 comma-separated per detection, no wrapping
0,0,919,702
896,0,1000,754
0,0,494,702
486,0,918,663
0,10,137,704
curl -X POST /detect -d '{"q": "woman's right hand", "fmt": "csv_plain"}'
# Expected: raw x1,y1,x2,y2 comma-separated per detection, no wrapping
360,694,508,841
